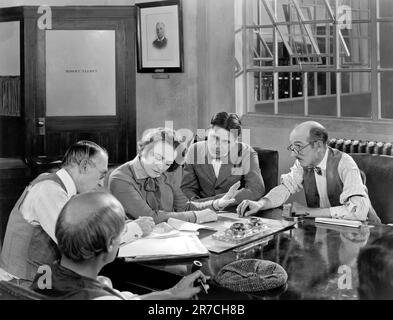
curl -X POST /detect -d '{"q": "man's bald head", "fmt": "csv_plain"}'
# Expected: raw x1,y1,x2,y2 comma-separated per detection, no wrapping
61,192,123,226
288,121,329,167
290,121,328,146
55,192,126,262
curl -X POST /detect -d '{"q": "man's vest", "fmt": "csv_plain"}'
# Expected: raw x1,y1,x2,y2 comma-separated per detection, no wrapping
0,173,64,281
302,147,381,224
30,263,126,300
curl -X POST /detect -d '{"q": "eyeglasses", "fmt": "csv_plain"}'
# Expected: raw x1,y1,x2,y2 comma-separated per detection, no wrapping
152,152,174,167
287,143,311,155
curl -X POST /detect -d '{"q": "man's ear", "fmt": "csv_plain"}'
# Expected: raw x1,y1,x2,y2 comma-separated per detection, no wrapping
79,159,89,173
317,140,325,149
106,237,116,253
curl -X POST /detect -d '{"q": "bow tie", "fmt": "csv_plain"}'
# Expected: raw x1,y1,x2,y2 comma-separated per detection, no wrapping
308,166,322,176
144,177,159,192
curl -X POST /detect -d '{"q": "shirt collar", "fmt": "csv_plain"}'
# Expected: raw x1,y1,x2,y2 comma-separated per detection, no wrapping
56,168,77,196
211,158,222,165
316,148,329,170
129,156,150,180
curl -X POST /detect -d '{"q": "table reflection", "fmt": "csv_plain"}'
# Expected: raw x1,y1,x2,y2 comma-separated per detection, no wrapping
101,209,393,300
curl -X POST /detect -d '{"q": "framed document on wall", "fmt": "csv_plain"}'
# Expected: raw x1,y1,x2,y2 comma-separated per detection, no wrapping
136,0,184,73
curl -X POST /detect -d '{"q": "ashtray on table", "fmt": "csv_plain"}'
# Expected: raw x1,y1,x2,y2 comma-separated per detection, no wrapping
212,217,269,243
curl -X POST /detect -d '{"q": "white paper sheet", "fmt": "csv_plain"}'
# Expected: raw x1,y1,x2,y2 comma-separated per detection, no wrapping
167,218,216,232
118,234,209,259
315,218,362,228
145,222,198,239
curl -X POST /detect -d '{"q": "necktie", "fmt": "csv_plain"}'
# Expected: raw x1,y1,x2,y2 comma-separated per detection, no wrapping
308,166,322,176
314,167,322,176
303,167,320,208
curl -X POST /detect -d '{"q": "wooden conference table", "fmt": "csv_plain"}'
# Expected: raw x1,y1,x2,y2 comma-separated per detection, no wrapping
100,209,393,300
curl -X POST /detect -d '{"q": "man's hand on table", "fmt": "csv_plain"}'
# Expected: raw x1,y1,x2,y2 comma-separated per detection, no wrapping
168,270,210,299
237,198,268,217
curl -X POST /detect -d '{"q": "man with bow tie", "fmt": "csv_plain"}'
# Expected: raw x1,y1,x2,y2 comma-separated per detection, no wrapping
237,121,380,223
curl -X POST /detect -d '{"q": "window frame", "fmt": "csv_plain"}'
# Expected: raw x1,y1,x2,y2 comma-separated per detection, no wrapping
236,0,391,120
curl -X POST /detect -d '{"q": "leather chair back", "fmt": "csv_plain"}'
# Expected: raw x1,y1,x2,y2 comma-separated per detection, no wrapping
350,153,393,224
253,147,279,194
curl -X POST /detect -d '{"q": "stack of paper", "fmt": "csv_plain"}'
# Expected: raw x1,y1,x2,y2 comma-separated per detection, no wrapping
118,234,209,261
118,220,211,261
315,218,363,228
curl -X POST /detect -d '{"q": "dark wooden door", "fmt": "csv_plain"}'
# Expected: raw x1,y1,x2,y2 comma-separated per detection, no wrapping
0,9,24,159
24,6,136,164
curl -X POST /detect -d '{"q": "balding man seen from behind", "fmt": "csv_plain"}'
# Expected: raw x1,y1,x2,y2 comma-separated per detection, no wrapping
30,192,208,300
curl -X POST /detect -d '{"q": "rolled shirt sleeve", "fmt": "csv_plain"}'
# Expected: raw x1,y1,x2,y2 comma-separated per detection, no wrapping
329,154,370,221
20,181,70,243
264,160,304,208
280,160,304,193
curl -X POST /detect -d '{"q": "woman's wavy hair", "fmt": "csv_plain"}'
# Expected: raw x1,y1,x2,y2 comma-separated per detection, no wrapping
137,127,186,172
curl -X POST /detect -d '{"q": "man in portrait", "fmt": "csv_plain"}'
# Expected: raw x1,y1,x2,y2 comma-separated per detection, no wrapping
152,21,168,49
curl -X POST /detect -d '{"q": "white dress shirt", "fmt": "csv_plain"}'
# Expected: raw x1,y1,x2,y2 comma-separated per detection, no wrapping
20,168,142,243
20,169,77,243
264,148,370,221
211,158,222,178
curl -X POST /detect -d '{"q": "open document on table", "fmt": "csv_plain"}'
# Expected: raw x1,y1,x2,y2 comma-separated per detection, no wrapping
118,219,210,261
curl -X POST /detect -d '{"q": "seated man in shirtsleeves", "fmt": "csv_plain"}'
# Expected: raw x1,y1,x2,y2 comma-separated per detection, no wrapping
0,141,153,286
237,121,380,223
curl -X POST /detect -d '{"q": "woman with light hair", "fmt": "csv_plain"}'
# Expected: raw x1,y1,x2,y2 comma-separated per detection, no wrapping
109,127,239,224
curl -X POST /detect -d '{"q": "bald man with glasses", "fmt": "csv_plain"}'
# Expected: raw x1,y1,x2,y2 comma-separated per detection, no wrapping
237,121,381,223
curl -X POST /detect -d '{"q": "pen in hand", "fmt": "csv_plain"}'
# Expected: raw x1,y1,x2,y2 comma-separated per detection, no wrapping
191,260,208,294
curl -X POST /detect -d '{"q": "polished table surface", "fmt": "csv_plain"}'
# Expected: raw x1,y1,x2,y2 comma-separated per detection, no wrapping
101,209,393,300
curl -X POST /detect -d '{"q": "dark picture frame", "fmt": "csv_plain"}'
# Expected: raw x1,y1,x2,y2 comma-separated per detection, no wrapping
136,0,184,73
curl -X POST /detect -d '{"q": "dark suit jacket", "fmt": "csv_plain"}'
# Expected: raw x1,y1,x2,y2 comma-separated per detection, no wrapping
181,141,265,204
153,37,168,49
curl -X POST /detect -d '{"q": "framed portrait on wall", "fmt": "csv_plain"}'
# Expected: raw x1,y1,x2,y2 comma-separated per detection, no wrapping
136,0,184,73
